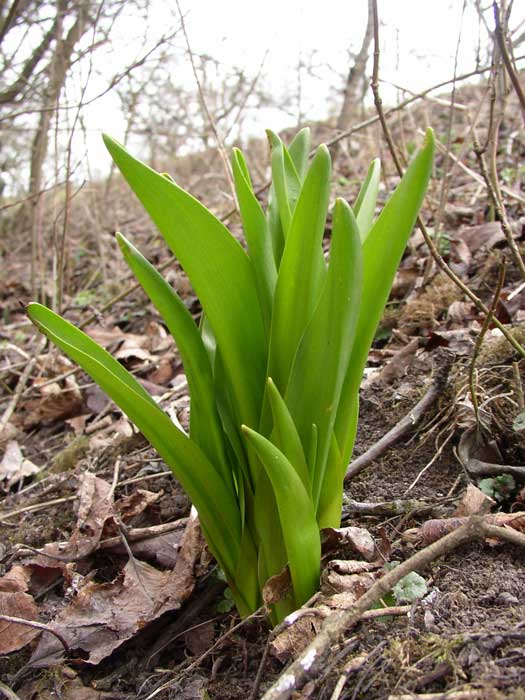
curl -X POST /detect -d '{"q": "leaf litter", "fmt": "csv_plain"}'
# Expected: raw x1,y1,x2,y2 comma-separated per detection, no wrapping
2,79,525,699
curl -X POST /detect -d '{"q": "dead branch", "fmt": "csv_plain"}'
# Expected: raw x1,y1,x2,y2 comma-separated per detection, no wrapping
345,362,451,481
260,517,497,700
0,614,69,652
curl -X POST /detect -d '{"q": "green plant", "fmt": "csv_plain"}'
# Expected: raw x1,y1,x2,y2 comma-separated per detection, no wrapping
28,127,434,624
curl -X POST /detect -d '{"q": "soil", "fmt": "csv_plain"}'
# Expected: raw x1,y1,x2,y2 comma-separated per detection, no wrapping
2,79,525,700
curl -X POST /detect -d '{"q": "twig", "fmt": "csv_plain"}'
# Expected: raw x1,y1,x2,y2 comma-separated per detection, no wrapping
404,429,455,493
0,614,69,652
0,337,46,436
493,1,525,124
144,607,267,700
369,0,525,359
344,363,451,481
469,261,506,425
260,517,488,700
430,133,525,204
0,681,22,700
175,0,237,208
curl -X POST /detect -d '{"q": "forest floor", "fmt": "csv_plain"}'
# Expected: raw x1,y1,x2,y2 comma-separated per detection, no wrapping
1,81,525,700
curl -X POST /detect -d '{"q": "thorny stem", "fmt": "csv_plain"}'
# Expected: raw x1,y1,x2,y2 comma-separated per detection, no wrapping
369,0,525,359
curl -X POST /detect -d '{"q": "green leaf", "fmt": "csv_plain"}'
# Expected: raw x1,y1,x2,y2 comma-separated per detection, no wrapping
285,198,362,510
267,144,331,395
392,571,428,604
242,425,321,607
266,378,310,493
116,233,228,477
103,135,266,429
354,158,380,240
513,411,525,432
316,430,344,529
27,303,241,579
231,148,276,334
336,128,435,467
266,130,302,237
288,127,311,181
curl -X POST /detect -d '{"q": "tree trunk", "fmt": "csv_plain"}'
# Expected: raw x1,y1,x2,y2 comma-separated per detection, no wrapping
28,0,90,299
331,0,374,160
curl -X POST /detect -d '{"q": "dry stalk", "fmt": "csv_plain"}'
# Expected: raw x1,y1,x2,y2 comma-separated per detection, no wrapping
369,0,525,359
260,516,516,700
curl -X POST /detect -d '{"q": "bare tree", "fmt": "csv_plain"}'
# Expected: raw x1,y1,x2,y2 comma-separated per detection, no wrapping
331,0,374,159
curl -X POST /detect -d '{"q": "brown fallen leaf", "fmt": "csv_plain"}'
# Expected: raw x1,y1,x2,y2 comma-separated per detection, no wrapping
114,488,163,522
0,440,40,487
0,590,40,654
30,511,204,666
17,666,126,699
21,375,83,428
458,427,525,482
322,525,378,561
453,483,495,517
30,472,115,568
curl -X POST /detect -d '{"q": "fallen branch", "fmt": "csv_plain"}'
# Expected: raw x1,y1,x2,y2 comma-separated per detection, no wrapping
345,363,451,481
259,516,523,700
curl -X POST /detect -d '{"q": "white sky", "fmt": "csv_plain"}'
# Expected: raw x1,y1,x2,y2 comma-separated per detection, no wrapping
78,0,503,175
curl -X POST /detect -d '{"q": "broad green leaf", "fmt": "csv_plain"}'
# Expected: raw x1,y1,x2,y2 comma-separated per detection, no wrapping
267,144,331,395
103,135,266,429
242,425,321,607
266,378,310,493
288,127,311,181
27,303,241,578
316,430,344,529
266,130,302,237
336,129,435,466
267,184,285,267
231,148,276,334
354,158,380,240
116,233,228,480
285,199,362,509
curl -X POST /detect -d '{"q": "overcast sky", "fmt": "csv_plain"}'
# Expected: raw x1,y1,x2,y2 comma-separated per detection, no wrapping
82,0,496,172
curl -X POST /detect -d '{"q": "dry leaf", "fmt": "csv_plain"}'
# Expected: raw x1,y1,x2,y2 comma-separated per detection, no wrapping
31,472,114,567
270,614,321,663
30,512,204,666
458,427,525,481
0,440,39,486
322,526,378,561
21,375,83,427
0,590,40,654
453,483,495,517
262,566,292,606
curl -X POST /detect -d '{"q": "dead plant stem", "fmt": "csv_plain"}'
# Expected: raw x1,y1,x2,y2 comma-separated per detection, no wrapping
369,0,525,359
468,261,506,425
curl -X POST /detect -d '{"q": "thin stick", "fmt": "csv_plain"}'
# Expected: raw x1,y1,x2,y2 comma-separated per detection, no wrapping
175,0,237,209
260,517,488,700
369,0,525,359
345,363,451,481
469,261,506,425
0,614,69,652
493,1,525,124
0,337,46,436
0,681,22,700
